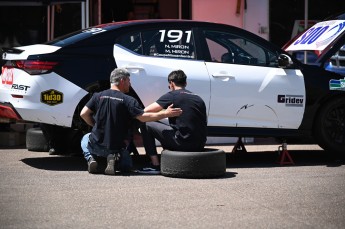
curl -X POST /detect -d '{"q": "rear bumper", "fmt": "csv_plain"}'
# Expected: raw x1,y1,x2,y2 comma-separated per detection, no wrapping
0,103,22,120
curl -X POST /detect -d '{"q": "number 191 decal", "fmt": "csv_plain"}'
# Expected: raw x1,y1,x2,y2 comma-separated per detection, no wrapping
159,30,192,43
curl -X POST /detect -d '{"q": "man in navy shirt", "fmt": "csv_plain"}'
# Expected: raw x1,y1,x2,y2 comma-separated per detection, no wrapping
80,68,182,175
139,70,207,174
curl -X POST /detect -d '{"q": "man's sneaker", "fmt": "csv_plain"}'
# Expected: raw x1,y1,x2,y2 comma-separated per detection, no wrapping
88,157,98,174
104,154,117,175
137,164,160,175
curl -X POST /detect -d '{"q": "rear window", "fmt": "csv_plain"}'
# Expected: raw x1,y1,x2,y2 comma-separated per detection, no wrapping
46,27,109,47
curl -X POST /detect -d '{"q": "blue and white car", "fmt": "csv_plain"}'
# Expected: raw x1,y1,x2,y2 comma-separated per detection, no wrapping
1,18,345,153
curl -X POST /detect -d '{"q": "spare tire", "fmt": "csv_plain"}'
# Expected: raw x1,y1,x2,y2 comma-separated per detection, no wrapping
26,127,49,152
161,148,226,178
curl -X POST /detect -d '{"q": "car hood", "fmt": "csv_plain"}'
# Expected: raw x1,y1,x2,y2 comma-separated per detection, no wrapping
284,19,345,52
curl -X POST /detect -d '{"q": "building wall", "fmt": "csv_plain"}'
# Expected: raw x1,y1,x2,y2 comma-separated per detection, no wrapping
192,0,269,40
192,0,243,27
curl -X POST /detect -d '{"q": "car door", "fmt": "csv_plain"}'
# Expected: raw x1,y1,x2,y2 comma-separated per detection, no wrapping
201,29,306,129
113,26,211,113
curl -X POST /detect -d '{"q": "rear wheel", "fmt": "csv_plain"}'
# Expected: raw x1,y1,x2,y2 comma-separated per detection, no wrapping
314,96,345,154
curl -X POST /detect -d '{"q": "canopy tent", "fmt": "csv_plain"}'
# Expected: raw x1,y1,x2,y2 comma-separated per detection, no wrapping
0,0,90,40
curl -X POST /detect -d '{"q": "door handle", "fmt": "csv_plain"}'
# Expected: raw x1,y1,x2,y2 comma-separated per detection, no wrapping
212,72,235,79
123,65,144,73
124,65,144,70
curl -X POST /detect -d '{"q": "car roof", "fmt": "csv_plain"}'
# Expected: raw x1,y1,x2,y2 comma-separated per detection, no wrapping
47,19,259,48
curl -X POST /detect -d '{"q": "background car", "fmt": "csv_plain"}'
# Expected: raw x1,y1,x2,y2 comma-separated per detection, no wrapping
1,19,345,154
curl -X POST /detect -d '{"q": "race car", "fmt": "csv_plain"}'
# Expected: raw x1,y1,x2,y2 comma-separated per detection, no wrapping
1,18,345,153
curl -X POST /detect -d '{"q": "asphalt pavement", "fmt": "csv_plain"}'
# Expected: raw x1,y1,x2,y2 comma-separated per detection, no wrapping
1,140,345,229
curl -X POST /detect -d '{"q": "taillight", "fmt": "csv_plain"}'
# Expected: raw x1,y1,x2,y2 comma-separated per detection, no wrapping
11,60,58,75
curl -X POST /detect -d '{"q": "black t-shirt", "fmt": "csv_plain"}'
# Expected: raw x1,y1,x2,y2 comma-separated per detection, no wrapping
86,89,144,150
156,89,207,143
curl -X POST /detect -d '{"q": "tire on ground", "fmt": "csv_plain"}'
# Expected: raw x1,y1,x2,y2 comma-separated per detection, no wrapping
161,148,226,178
26,127,49,152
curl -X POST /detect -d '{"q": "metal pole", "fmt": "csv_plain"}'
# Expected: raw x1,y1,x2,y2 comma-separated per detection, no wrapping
86,0,89,28
47,5,50,41
51,5,55,40
98,0,101,24
179,0,182,19
81,1,85,29
304,0,308,64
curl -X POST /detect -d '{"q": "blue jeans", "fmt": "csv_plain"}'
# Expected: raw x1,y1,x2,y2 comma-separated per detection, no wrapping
81,133,93,161
81,133,132,171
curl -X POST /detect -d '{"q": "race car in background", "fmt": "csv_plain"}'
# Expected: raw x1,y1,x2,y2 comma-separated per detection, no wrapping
1,17,345,153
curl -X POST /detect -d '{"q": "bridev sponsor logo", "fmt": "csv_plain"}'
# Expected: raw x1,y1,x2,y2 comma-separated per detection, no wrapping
329,78,345,91
40,89,63,106
278,95,304,107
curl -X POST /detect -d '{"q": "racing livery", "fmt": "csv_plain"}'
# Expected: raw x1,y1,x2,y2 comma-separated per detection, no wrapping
1,18,345,153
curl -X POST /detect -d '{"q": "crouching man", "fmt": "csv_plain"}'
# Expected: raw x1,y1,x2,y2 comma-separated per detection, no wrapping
80,68,182,175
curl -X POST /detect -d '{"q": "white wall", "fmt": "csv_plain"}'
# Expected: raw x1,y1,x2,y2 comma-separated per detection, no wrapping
192,0,243,27
243,0,269,40
192,0,269,40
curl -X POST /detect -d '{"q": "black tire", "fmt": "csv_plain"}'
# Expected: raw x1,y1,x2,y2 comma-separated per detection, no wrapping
26,127,49,152
161,148,226,178
314,96,345,154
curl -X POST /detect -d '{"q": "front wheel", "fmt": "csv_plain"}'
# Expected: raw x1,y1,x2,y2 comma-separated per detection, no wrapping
314,96,345,154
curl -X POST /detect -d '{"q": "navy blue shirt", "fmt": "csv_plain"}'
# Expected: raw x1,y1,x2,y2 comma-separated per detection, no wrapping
86,89,144,150
156,89,207,144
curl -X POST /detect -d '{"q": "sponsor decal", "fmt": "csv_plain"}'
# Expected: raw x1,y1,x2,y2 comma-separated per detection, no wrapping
286,20,345,51
11,84,30,92
82,28,106,35
277,95,304,107
40,89,63,106
329,78,345,91
1,67,13,86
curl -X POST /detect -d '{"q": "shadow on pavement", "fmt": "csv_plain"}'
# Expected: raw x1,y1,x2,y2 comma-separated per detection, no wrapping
21,155,87,171
20,150,344,172
226,150,345,168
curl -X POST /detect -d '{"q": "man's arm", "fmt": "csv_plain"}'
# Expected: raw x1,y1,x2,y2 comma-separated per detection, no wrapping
136,104,182,123
80,106,95,127
144,102,163,112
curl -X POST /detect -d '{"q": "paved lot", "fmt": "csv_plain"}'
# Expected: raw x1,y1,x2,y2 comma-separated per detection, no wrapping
1,141,345,229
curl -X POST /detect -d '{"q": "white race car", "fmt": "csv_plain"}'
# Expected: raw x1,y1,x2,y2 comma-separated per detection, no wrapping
1,17,345,153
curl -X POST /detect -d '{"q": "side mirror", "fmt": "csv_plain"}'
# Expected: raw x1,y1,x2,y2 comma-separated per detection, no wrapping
278,54,292,68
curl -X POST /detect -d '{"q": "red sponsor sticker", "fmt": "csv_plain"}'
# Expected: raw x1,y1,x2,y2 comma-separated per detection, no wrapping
1,67,14,85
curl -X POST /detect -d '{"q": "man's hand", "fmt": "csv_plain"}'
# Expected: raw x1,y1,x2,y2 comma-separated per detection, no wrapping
164,104,182,117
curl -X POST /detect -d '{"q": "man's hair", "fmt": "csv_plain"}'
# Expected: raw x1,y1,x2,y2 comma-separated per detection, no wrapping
168,70,187,87
110,68,130,86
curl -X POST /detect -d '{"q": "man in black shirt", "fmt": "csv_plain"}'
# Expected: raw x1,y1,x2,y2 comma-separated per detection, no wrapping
139,70,207,174
80,68,182,175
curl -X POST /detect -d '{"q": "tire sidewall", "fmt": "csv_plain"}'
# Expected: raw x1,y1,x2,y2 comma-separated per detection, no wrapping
314,96,345,153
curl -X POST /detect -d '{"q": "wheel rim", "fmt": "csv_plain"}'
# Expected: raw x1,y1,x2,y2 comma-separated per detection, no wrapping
324,103,345,145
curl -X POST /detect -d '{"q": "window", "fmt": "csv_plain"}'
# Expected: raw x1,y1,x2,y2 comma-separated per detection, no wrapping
141,29,196,59
116,28,196,60
204,30,278,67
116,31,143,55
